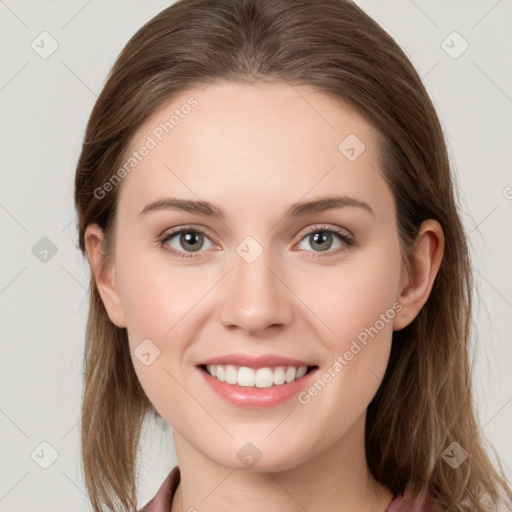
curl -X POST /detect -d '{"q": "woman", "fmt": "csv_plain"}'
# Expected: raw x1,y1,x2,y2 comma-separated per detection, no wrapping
74,0,512,510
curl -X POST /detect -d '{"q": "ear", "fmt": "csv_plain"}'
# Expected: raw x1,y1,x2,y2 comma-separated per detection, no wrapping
84,223,127,328
393,219,444,331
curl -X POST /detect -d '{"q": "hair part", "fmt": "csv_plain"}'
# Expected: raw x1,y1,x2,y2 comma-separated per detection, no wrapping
74,0,512,510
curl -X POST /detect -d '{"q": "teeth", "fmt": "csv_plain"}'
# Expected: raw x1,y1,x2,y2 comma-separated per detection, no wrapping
225,365,238,385
205,364,310,387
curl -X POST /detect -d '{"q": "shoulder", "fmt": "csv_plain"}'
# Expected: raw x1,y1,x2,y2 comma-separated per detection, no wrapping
138,466,180,512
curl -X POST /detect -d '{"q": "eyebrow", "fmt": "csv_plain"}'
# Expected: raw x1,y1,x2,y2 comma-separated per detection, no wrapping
139,195,374,219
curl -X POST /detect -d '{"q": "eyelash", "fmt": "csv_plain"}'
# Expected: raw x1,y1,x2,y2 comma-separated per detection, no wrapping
158,224,355,260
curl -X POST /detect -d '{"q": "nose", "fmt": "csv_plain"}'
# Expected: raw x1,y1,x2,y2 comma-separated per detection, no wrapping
218,247,294,335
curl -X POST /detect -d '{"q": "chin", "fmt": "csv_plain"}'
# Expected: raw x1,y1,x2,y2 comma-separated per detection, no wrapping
205,443,311,474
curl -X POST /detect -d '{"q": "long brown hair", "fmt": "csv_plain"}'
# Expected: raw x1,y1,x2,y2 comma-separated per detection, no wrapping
74,0,512,510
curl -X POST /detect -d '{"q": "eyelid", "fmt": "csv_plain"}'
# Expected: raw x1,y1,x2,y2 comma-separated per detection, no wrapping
158,223,214,239
295,223,353,241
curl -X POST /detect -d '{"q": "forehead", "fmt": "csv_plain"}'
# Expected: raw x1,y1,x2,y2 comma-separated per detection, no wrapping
118,81,391,220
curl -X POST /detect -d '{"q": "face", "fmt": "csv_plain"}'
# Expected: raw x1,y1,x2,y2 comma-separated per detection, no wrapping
95,81,412,471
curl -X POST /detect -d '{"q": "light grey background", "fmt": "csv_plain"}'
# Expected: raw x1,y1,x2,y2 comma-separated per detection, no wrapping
1,0,511,510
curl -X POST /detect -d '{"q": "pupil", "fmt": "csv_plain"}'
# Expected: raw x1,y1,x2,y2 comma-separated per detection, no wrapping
311,231,331,251
182,231,203,252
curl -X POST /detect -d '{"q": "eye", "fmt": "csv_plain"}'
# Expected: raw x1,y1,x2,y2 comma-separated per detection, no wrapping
159,227,215,259
158,224,355,260
296,224,354,256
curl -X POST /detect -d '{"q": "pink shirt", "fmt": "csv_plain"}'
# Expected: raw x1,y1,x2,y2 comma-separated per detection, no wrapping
139,466,436,512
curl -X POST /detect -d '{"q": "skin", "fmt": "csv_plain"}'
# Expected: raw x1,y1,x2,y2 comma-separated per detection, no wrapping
85,81,444,512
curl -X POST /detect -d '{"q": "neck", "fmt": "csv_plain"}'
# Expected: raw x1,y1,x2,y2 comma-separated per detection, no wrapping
170,413,394,512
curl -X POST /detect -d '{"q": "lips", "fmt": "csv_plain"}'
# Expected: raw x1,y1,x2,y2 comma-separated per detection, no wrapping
196,353,316,369
195,353,319,408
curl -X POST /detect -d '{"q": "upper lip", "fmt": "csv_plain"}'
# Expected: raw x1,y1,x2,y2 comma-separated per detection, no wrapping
197,353,316,369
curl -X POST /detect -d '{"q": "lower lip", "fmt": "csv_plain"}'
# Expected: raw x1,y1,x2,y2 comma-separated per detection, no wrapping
197,366,319,408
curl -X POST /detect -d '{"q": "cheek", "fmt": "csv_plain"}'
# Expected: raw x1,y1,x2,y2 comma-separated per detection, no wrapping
299,242,402,346
289,245,401,439
293,239,402,403
115,250,212,415
115,232,207,342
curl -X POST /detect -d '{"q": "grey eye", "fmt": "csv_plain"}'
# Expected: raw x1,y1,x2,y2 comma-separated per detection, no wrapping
298,230,344,252
166,230,214,253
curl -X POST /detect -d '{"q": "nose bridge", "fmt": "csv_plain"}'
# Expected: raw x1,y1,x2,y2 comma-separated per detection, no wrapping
218,237,293,333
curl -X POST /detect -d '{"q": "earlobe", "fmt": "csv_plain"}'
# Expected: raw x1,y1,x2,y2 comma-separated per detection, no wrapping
393,219,444,331
84,223,127,328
